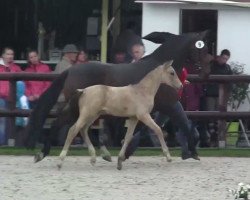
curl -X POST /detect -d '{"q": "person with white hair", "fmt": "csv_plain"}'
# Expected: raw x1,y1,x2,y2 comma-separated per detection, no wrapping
54,44,79,73
130,43,145,63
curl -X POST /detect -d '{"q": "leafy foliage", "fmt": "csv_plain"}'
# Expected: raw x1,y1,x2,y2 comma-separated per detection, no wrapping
228,62,249,109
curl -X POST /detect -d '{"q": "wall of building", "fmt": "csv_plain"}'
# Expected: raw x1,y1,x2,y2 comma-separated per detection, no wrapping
142,4,180,55
217,9,250,74
141,3,250,110
142,3,250,74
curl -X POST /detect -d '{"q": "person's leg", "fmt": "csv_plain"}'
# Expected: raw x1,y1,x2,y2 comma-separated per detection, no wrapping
103,117,116,146
29,100,38,110
167,102,199,159
206,97,218,147
0,98,6,145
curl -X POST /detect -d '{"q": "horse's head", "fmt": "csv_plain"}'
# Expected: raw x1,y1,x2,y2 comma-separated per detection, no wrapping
143,30,212,79
186,30,212,79
161,60,182,90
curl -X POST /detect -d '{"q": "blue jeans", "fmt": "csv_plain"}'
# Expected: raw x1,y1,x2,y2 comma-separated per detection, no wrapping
0,98,6,145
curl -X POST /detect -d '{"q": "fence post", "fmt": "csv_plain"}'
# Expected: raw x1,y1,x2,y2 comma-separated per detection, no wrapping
218,84,229,148
7,80,16,146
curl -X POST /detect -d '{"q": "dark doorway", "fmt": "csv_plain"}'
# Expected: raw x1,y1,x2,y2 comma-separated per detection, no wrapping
181,9,218,55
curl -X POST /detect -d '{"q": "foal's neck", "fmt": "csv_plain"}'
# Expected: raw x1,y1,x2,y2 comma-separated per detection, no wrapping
134,66,163,97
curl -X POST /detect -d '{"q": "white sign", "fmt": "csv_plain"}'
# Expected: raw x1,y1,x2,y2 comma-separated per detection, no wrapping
195,40,205,49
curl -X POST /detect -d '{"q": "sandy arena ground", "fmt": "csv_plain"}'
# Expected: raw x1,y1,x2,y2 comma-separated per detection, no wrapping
0,156,249,200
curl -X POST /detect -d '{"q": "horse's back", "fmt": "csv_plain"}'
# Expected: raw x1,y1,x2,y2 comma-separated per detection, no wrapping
64,60,156,98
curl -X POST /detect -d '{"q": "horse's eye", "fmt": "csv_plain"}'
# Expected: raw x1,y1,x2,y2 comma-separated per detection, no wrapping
170,72,175,76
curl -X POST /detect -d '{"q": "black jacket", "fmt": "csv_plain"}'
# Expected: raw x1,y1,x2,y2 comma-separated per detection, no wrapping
204,60,232,97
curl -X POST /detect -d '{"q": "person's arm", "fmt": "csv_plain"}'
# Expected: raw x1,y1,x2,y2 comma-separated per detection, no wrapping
24,81,34,100
20,96,29,109
41,64,52,93
20,96,29,126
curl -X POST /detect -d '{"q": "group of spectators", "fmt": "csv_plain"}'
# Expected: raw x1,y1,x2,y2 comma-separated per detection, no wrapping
0,44,88,145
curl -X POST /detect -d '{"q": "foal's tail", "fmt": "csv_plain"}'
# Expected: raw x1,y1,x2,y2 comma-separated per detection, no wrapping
24,70,69,149
67,89,83,122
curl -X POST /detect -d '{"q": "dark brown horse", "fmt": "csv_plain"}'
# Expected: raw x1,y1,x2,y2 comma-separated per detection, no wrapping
25,31,211,162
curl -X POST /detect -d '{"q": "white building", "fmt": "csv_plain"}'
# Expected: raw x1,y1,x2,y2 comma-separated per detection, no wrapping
136,0,250,74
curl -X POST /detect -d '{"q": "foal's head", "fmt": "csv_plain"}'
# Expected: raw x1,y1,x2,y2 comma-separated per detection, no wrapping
161,60,182,90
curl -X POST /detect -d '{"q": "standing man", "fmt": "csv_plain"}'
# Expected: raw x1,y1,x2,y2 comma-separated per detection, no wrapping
52,44,78,145
53,44,79,107
204,49,232,147
54,44,79,73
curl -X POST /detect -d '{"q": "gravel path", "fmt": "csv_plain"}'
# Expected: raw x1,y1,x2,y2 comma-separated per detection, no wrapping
0,156,249,200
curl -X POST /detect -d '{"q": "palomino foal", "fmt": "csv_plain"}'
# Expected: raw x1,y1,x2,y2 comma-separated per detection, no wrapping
57,60,182,170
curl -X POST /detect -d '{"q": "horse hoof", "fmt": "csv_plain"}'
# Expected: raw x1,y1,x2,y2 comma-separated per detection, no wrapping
191,155,200,161
102,155,112,162
57,163,62,170
117,157,123,170
167,157,172,162
34,152,44,163
90,157,96,166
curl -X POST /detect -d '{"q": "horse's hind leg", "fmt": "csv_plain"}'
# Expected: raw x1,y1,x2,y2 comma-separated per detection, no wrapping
100,146,112,162
34,133,51,163
138,114,172,162
80,126,97,166
57,119,84,169
117,117,138,170
98,128,112,162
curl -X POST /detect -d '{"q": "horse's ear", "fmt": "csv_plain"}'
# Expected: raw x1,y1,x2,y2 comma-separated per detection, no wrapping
164,60,173,68
199,29,210,39
143,32,176,44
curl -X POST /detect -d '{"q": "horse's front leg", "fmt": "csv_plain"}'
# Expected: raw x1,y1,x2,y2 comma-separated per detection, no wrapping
117,118,138,170
138,113,172,162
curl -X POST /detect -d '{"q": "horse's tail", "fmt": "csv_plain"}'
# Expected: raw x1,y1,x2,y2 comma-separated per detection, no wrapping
67,89,83,122
24,70,69,149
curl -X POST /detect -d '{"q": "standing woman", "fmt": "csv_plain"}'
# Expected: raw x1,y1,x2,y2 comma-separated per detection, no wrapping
0,47,22,145
76,49,88,64
25,50,51,109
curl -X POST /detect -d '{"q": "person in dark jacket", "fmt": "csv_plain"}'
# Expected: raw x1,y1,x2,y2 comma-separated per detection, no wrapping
204,49,232,147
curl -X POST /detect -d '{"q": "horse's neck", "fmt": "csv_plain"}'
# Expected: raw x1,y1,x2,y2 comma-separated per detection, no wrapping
151,36,192,75
134,66,162,97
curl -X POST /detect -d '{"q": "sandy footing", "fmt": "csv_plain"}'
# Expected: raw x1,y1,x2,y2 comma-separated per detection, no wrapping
0,156,249,200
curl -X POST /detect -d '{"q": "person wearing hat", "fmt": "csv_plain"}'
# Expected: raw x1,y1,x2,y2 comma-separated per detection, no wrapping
52,44,79,145
54,44,79,74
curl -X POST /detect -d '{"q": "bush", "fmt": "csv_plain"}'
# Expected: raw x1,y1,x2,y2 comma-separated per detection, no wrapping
228,62,249,110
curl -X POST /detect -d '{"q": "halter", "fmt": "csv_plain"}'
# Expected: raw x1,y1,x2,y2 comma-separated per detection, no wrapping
193,40,206,72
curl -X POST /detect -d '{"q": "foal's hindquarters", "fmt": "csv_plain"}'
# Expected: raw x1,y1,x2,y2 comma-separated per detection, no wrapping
57,88,105,169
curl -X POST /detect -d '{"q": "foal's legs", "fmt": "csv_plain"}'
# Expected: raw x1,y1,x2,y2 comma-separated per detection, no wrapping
138,114,172,162
80,127,97,165
57,119,86,169
117,117,138,170
98,124,112,162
